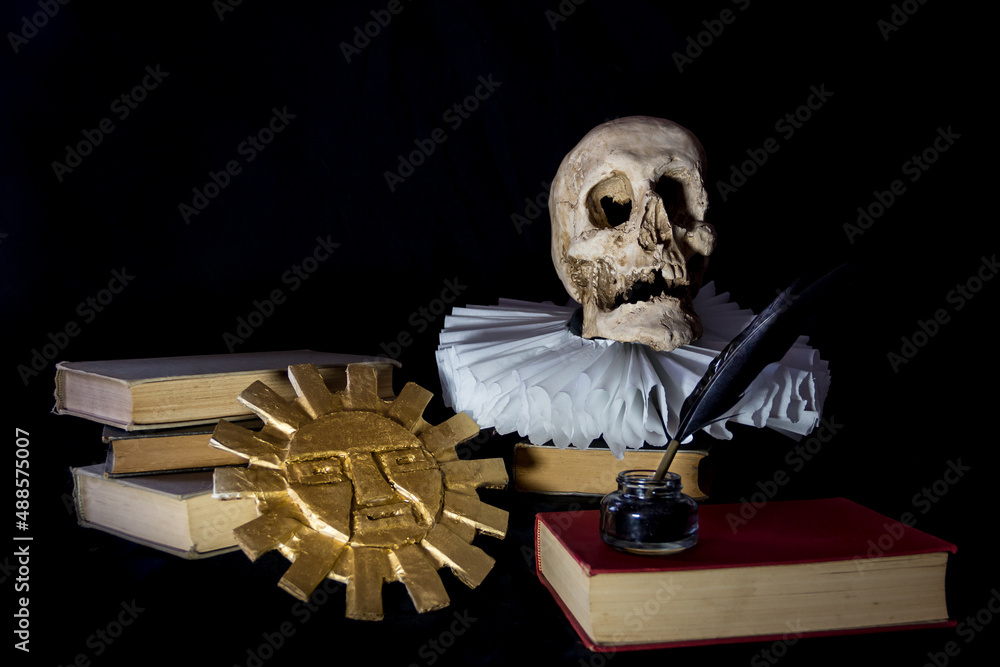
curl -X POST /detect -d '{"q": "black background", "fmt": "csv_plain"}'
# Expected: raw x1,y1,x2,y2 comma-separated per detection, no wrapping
3,1,995,665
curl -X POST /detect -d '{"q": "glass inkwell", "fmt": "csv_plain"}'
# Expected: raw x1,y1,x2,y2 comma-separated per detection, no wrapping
599,468,699,555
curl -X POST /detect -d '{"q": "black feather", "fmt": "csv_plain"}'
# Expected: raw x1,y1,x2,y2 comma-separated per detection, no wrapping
652,264,851,480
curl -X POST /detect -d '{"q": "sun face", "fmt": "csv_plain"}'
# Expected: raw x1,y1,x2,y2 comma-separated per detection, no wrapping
210,363,508,620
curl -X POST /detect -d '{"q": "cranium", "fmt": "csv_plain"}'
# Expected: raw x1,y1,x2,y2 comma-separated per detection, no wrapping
549,116,717,352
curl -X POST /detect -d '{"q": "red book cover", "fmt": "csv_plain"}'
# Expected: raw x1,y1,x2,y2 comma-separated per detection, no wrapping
535,497,956,651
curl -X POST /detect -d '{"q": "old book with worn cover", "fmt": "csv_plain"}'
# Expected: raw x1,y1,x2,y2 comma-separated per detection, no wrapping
102,422,255,476
514,442,709,500
72,463,258,558
53,349,398,430
535,497,955,651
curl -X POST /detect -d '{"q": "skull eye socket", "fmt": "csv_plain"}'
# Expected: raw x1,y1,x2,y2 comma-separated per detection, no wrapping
599,197,631,227
586,173,633,229
654,175,690,228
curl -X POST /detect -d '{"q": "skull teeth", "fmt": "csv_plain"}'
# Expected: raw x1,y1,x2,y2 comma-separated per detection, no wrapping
612,268,691,310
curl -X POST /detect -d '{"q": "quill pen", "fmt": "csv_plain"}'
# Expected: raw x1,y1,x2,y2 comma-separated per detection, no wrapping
652,265,850,481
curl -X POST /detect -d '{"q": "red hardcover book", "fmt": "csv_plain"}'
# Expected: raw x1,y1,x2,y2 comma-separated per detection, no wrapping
535,497,955,651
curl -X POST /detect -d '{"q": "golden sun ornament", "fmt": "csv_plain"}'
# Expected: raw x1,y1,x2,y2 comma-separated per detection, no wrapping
209,363,508,620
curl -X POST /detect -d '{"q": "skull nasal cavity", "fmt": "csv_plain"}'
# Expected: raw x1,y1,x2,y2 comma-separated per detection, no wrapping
600,197,631,227
654,176,688,225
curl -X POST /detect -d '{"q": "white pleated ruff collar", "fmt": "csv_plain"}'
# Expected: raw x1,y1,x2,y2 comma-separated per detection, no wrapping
435,282,830,459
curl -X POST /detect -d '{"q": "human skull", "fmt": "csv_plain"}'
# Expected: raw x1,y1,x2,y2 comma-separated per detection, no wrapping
549,116,717,352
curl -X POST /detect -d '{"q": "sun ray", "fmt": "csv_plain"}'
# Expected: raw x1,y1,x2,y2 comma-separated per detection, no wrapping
439,515,477,543
278,531,347,601
287,363,340,418
211,363,507,620
420,413,481,462
238,381,306,436
389,544,450,613
341,365,386,414
440,459,509,492
420,523,495,589
441,490,508,538
213,467,287,499
233,511,307,561
210,419,285,469
338,547,391,621
387,382,434,433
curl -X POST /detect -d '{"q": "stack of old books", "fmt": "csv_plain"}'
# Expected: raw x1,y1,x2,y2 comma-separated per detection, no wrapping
56,350,397,559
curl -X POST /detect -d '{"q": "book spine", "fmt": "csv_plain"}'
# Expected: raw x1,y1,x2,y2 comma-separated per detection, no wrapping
534,514,546,576
51,365,67,415
104,445,115,476
69,467,89,524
